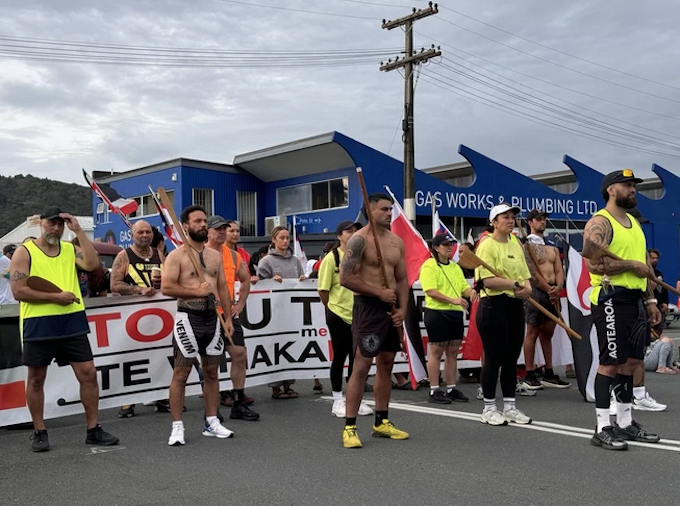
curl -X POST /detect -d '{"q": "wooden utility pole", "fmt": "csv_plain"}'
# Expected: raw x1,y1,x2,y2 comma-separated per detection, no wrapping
381,2,441,222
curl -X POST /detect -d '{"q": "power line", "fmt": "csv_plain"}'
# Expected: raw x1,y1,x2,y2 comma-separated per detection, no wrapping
213,0,378,20
419,69,680,160
432,16,680,106
415,30,680,122
438,4,680,93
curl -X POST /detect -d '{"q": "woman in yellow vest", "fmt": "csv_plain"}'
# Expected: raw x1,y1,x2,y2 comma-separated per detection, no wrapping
475,203,532,426
420,233,474,404
318,220,372,418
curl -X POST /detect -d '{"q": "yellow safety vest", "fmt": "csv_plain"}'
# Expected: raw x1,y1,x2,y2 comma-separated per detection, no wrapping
589,209,647,304
20,241,88,341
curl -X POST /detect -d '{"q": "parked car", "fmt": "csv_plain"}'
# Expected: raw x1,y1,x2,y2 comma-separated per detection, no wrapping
93,242,123,270
664,303,679,328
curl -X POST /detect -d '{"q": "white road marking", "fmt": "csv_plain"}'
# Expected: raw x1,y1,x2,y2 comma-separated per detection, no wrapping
89,446,126,455
322,396,680,452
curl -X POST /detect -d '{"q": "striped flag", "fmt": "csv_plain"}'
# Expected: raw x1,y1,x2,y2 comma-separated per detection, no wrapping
432,208,459,261
292,216,308,272
83,169,135,230
148,186,182,248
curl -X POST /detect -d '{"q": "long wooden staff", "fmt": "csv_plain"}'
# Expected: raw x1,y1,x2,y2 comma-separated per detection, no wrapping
458,248,582,340
355,168,406,352
157,187,234,345
516,218,565,323
587,242,680,298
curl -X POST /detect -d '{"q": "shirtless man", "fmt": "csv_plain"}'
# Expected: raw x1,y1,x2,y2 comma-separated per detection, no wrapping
161,205,234,446
520,209,569,390
339,193,409,449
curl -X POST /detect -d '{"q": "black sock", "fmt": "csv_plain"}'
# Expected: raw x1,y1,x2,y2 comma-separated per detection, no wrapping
233,388,245,407
375,410,388,426
545,368,555,379
594,373,613,409
345,417,357,426
614,374,633,404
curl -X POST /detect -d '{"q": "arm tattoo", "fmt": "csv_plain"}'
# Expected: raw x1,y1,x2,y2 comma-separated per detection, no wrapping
76,252,84,260
582,217,612,259
340,234,365,283
110,251,136,294
10,271,28,282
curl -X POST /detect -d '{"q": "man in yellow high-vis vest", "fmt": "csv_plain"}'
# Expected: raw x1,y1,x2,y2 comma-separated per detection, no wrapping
582,170,661,451
10,206,120,452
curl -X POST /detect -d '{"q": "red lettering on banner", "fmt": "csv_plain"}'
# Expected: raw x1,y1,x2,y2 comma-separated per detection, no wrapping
126,308,174,343
88,312,122,348
318,328,327,337
0,381,26,410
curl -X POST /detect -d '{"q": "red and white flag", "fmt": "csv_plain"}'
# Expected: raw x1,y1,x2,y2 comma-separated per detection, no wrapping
83,169,136,229
292,216,308,272
148,186,182,249
432,208,459,261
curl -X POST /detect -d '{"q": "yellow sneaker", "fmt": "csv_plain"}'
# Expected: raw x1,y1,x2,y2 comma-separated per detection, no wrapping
372,419,409,440
342,425,362,449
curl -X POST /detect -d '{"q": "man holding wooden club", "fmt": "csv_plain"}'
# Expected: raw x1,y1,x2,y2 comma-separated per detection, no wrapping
582,169,661,451
339,193,409,449
520,209,569,391
161,205,235,446
10,206,120,452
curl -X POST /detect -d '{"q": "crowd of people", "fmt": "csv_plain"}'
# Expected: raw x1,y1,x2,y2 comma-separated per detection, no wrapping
4,168,677,452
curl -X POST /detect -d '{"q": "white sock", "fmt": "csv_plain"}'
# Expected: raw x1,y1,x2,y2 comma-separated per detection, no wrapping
332,391,343,401
596,408,610,432
483,399,496,411
206,416,218,424
503,397,516,412
633,386,645,400
172,421,183,428
430,386,439,394
616,403,632,428
446,384,456,393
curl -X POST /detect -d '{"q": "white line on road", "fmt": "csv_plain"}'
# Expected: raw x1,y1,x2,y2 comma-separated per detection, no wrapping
322,396,680,453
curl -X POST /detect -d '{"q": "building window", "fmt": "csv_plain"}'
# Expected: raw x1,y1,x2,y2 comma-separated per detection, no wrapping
237,191,257,237
276,177,348,215
192,188,214,216
548,182,577,194
126,190,174,219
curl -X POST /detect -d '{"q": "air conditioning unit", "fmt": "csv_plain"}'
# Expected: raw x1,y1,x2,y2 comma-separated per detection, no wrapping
264,215,287,236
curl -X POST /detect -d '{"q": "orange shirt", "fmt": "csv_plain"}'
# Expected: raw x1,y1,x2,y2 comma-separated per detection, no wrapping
221,245,242,301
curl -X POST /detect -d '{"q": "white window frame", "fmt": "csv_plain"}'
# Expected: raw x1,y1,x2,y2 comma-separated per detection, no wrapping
127,190,174,219
276,176,349,216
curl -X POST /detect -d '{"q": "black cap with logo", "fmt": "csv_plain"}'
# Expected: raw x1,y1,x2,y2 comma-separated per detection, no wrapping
432,233,455,247
600,169,643,194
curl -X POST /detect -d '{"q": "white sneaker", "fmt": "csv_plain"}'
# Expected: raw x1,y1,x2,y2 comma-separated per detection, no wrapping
480,407,507,426
357,400,373,416
331,399,346,418
633,393,667,412
202,418,234,439
168,423,185,446
515,381,537,397
503,407,532,424
476,386,483,400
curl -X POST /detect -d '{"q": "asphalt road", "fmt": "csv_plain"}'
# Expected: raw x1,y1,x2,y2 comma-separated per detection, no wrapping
2,360,680,506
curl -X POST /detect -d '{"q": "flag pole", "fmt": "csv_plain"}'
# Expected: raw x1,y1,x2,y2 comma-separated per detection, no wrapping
355,167,406,351
156,187,234,346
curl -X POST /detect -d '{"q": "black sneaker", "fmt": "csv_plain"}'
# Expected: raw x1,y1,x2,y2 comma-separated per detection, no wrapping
521,375,543,390
428,390,452,404
230,404,261,421
613,421,661,443
118,404,135,418
446,388,469,402
86,425,120,446
30,430,50,452
590,426,628,451
154,400,171,413
220,391,234,407
540,375,570,389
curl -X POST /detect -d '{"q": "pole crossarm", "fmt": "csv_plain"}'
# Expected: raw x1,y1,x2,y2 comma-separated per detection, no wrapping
379,47,441,72
382,2,439,30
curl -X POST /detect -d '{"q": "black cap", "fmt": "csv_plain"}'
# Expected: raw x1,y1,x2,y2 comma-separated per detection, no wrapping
628,207,649,224
40,206,64,220
432,233,455,247
335,220,362,235
600,169,644,194
2,244,16,255
206,215,229,229
527,209,549,221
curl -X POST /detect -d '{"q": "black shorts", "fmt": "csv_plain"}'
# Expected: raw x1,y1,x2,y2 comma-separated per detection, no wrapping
221,317,245,347
22,334,93,368
423,308,464,346
352,295,402,358
525,286,559,326
173,309,223,368
592,288,649,365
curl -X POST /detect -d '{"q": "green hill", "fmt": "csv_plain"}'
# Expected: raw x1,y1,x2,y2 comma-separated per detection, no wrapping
0,174,92,237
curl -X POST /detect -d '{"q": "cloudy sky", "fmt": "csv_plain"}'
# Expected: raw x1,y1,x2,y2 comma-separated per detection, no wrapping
2,0,680,185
